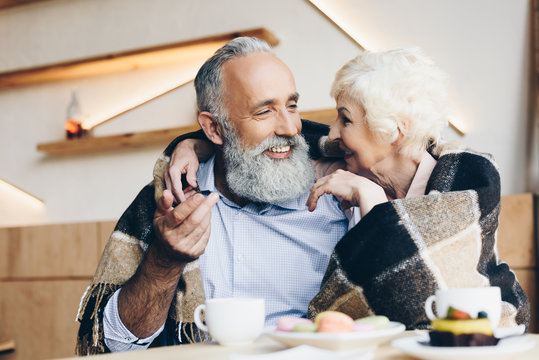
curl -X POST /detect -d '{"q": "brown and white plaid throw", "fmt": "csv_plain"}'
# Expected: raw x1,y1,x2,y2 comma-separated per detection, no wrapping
308,148,530,330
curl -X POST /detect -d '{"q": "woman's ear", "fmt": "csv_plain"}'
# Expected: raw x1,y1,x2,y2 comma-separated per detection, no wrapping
392,120,408,145
198,112,224,145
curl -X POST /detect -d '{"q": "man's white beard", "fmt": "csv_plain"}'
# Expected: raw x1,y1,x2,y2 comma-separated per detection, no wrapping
222,129,315,204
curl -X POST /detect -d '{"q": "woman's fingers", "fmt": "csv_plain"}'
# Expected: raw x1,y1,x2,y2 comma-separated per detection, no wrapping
185,159,199,189
168,159,188,203
306,177,332,212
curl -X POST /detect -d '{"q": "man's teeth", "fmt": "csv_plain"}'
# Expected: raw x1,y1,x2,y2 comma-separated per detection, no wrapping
269,145,290,153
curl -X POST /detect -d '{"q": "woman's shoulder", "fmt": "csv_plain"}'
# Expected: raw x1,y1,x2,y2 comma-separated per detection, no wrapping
431,142,499,171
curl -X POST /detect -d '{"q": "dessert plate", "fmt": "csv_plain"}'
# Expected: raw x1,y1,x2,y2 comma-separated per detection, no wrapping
264,322,405,351
391,334,536,360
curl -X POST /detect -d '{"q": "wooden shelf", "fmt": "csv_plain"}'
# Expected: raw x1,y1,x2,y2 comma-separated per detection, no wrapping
36,109,336,156
0,28,278,89
35,106,466,156
37,124,201,156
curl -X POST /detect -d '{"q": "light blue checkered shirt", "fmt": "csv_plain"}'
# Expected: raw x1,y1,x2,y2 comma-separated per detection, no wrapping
103,155,347,351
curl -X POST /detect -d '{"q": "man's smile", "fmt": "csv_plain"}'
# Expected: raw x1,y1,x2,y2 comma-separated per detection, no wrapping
264,145,291,159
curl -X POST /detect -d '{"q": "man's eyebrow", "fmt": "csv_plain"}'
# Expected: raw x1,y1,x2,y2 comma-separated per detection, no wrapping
250,92,300,112
251,99,276,112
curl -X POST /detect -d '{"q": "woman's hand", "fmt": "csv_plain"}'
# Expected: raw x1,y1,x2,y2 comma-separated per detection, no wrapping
165,139,214,203
306,169,387,217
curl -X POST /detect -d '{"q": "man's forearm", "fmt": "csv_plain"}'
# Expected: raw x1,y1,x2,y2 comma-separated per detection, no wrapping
118,244,185,338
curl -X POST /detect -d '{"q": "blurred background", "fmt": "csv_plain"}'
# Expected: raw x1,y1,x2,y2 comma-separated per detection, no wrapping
0,0,537,359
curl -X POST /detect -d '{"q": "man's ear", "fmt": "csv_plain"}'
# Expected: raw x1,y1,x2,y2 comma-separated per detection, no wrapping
198,112,224,145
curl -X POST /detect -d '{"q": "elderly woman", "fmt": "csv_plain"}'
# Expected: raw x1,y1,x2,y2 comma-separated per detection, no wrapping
167,47,529,330
303,47,530,329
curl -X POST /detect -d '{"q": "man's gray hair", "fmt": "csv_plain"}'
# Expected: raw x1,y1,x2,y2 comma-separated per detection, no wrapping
194,37,272,127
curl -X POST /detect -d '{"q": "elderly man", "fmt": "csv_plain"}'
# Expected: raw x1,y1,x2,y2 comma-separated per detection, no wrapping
76,37,347,354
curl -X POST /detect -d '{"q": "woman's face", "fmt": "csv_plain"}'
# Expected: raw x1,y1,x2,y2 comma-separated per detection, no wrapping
329,95,394,174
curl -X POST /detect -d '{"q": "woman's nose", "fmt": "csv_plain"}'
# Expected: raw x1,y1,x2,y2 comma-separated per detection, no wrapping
328,119,340,141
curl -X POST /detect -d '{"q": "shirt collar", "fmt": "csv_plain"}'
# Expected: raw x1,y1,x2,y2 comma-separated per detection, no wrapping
197,155,311,211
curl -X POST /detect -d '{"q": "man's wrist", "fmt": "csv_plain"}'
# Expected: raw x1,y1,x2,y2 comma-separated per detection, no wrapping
145,243,187,280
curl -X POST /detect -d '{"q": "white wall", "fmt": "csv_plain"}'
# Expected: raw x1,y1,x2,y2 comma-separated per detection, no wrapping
0,0,534,227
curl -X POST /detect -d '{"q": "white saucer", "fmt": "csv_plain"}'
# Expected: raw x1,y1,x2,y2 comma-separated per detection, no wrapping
391,334,536,360
265,322,405,351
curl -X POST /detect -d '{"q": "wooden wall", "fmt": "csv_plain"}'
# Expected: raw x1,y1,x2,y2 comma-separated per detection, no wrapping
0,221,115,360
497,193,538,332
0,193,537,359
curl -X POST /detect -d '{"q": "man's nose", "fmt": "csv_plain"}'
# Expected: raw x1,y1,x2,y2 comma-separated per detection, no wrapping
275,110,300,137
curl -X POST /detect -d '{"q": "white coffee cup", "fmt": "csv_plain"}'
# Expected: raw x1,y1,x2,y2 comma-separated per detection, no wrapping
424,286,502,327
194,298,265,346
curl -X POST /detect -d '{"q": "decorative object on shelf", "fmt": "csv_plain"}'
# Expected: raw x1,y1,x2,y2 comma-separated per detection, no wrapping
65,91,86,139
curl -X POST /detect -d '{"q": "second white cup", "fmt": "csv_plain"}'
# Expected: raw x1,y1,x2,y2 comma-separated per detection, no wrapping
194,298,265,346
424,286,502,327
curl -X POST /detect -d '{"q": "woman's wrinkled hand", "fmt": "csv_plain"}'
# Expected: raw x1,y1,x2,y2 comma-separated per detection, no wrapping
306,169,387,216
165,139,215,204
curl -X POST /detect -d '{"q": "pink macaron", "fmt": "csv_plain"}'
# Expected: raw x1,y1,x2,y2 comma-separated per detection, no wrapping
276,317,314,332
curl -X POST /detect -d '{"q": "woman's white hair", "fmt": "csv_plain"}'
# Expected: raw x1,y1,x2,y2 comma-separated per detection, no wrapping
330,47,451,159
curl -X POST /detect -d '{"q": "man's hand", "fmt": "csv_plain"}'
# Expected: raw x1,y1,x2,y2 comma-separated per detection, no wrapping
118,190,219,338
153,189,219,264
165,139,215,204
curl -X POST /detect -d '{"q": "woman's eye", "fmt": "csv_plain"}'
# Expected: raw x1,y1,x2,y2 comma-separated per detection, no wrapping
342,116,352,124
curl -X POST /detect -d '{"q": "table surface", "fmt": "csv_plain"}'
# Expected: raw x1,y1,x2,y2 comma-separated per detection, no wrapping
56,332,539,360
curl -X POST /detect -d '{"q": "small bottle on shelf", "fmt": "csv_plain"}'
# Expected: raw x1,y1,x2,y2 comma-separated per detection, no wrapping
65,91,85,139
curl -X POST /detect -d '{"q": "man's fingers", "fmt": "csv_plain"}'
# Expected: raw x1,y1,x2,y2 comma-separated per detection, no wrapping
184,192,219,226
156,189,175,217
163,192,218,230
171,210,212,255
162,193,204,228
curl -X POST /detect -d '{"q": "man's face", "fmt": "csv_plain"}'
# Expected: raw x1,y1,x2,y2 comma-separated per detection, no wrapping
221,52,302,155
217,52,315,204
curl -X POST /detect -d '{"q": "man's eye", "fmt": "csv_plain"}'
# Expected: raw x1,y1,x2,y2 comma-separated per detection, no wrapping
255,110,270,116
288,103,298,109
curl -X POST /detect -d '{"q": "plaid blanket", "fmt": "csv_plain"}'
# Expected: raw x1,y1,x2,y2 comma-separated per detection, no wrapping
308,148,531,330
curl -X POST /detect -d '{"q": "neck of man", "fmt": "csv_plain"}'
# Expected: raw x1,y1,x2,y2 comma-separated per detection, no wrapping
213,150,250,207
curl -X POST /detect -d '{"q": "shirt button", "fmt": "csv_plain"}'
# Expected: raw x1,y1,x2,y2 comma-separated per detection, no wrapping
237,211,243,217
237,254,244,262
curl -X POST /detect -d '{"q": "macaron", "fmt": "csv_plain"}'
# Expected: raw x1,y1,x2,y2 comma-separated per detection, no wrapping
315,311,355,333
355,315,390,329
292,323,318,332
276,316,314,332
